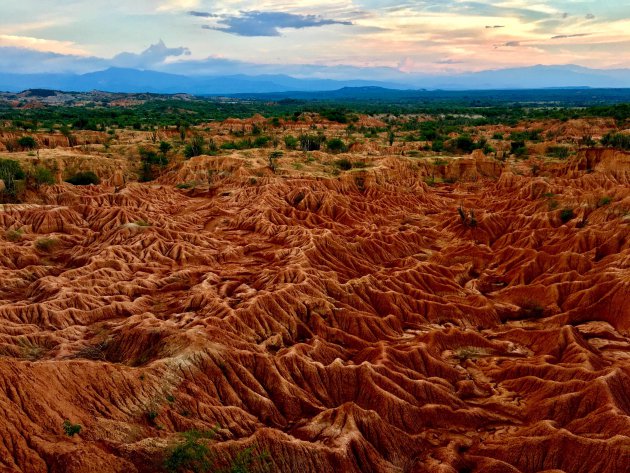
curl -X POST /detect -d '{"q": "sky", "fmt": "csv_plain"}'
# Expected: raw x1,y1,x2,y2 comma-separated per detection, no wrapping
0,0,629,78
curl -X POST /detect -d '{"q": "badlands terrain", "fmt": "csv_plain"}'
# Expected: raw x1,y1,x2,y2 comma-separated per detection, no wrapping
0,111,629,472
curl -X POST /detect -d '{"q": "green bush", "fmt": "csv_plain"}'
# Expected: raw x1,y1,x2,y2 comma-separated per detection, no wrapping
0,159,25,199
0,159,25,181
546,146,570,159
560,208,575,223
299,134,326,151
146,410,159,424
32,166,55,186
221,140,246,150
511,140,527,157
253,136,270,148
18,136,37,150
159,141,173,155
226,447,270,473
326,138,347,153
601,132,630,150
431,140,444,152
35,237,58,252
66,171,100,186
164,430,215,473
164,429,270,473
284,135,299,150
268,151,283,173
334,158,353,171
5,229,23,242
140,147,168,166
597,196,612,207
184,135,206,158
455,135,475,153
62,420,82,437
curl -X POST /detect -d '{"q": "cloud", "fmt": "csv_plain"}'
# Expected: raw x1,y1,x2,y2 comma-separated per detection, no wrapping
562,12,569,19
551,33,591,40
111,40,190,69
0,47,106,74
485,25,505,29
0,34,89,56
436,59,464,64
201,11,352,37
188,11,216,18
499,41,521,47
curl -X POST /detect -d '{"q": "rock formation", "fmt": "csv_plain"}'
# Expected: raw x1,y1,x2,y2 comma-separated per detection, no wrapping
0,145,628,472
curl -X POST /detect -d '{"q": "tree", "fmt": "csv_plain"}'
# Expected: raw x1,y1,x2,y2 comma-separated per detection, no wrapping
284,135,299,150
32,166,55,186
184,135,206,159
65,171,100,186
268,151,283,173
326,138,347,154
159,141,173,156
0,158,25,201
299,134,325,151
18,136,37,150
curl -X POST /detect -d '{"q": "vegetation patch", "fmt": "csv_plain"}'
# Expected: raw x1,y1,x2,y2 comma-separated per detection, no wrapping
62,420,82,437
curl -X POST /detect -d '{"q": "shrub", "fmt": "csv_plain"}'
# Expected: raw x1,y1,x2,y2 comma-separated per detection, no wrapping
164,429,270,473
18,136,37,150
164,430,216,473
455,135,475,153
601,132,630,150
253,136,270,148
597,196,612,207
35,237,57,252
0,159,25,180
62,420,82,437
66,171,100,186
511,140,527,156
32,166,55,186
334,158,353,171
5,229,23,242
326,138,347,153
140,147,168,166
431,140,444,152
0,158,25,199
284,135,299,150
546,145,570,159
454,346,486,361
227,447,270,473
268,151,283,173
560,208,575,223
184,135,206,158
159,141,173,155
146,410,159,425
510,130,541,142
387,129,395,146
299,134,326,151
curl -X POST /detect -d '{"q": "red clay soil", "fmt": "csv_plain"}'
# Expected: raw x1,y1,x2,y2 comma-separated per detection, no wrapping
0,149,629,473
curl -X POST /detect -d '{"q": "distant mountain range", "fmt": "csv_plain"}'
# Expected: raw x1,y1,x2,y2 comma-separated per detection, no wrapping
0,65,628,94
